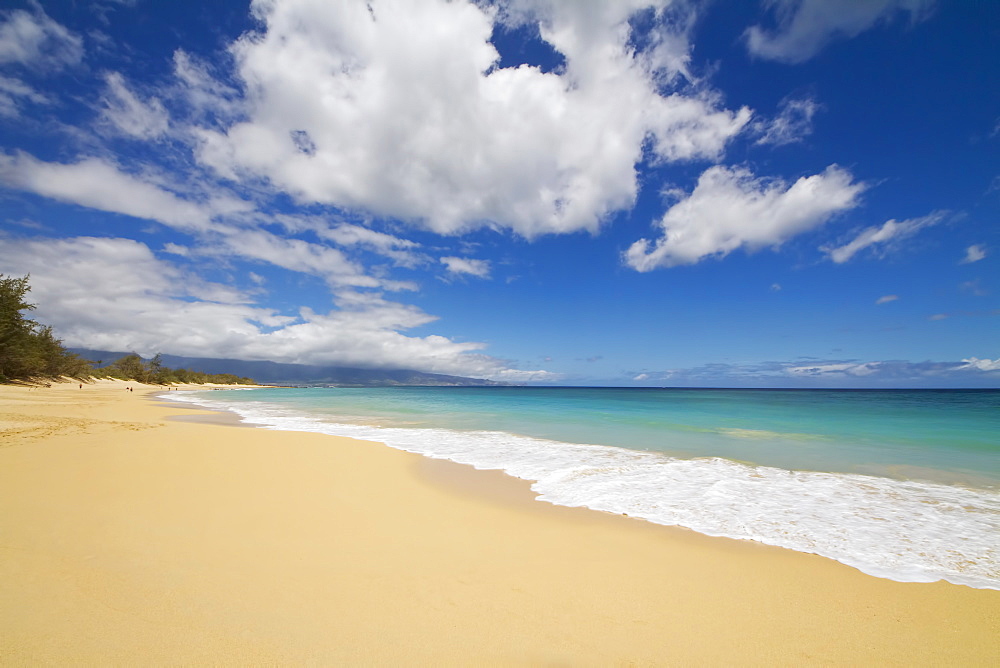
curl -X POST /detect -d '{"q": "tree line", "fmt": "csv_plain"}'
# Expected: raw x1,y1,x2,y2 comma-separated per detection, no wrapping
0,274,256,386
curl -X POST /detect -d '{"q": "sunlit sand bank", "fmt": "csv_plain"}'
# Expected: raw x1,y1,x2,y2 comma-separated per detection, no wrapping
1,381,996,665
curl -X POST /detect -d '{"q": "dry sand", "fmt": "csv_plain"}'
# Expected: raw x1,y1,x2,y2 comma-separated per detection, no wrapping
1,380,997,665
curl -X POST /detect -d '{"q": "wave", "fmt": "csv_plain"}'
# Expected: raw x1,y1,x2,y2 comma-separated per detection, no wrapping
163,391,1000,590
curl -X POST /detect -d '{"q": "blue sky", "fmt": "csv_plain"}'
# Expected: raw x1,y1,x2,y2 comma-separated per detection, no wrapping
0,0,996,387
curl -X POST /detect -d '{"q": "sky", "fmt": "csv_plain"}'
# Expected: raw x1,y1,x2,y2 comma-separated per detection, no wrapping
0,0,997,387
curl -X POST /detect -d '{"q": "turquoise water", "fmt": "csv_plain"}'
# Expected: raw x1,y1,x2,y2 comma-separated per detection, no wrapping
167,387,1000,589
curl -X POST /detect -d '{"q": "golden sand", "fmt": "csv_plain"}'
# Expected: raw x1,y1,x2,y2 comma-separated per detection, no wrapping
1,380,997,665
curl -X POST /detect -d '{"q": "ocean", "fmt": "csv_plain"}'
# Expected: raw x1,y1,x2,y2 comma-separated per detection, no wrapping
164,386,1000,590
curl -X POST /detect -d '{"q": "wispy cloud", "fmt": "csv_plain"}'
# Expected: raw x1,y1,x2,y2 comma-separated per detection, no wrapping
100,72,170,139
440,256,491,279
875,294,899,305
0,4,82,117
754,95,820,146
0,4,83,70
960,244,987,264
0,152,215,232
956,357,1000,372
822,211,946,263
959,279,988,297
744,0,936,64
633,355,1000,387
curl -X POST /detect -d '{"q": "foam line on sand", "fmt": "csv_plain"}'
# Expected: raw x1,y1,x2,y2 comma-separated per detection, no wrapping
1,381,997,665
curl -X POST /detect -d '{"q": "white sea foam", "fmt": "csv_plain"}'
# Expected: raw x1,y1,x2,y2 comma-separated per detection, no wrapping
164,392,1000,590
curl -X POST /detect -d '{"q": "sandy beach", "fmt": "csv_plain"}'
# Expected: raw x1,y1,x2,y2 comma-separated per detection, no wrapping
1,381,997,665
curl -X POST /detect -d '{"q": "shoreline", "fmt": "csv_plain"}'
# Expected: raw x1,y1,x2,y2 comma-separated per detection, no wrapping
1,380,997,664
163,385,1000,591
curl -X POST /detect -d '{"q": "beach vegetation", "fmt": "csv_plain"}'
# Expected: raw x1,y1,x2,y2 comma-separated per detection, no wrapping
0,274,91,382
0,274,256,385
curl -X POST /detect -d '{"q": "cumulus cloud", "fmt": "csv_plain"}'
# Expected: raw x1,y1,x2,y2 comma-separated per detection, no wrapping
625,164,865,270
875,294,898,304
822,210,945,263
961,244,986,264
440,256,491,278
0,235,549,380
745,0,935,64
0,235,281,354
189,0,749,237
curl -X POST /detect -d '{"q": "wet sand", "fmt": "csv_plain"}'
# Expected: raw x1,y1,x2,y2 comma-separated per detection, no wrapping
1,380,997,665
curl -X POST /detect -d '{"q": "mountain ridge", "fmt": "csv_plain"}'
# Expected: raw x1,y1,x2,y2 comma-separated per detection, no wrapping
69,349,503,387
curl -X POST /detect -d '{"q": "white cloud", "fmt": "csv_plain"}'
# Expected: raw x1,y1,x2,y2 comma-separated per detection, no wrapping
0,73,48,116
440,256,491,278
210,228,392,290
956,357,1000,372
189,0,748,238
961,244,986,264
754,95,820,145
0,5,83,70
625,164,865,270
745,0,935,64
315,222,425,268
0,152,214,232
822,211,945,263
100,72,170,139
634,356,1000,386
0,152,417,291
0,235,281,354
0,5,82,117
875,294,898,305
787,361,881,377
171,49,243,125
0,235,548,380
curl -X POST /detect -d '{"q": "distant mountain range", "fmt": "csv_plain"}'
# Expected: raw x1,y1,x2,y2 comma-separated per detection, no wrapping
69,349,502,387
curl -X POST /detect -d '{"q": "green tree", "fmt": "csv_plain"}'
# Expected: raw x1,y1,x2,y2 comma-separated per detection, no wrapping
149,353,167,383
0,274,48,380
110,353,148,381
0,274,256,385
0,274,95,382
